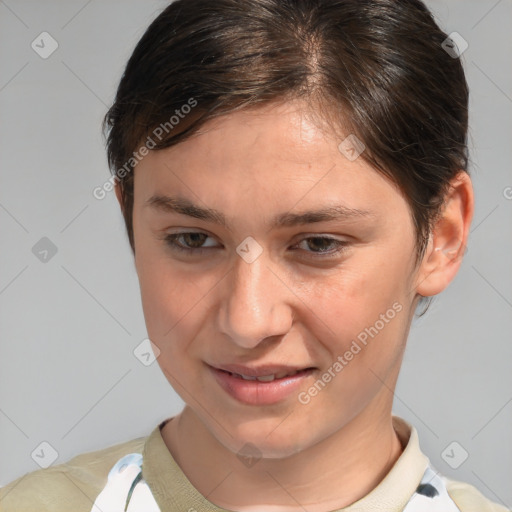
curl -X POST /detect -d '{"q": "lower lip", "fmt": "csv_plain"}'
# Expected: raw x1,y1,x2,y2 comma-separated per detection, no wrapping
209,366,314,405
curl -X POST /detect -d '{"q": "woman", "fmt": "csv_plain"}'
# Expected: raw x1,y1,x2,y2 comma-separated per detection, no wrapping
1,1,507,510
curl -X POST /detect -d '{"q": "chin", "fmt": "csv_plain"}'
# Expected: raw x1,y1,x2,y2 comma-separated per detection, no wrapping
226,421,312,459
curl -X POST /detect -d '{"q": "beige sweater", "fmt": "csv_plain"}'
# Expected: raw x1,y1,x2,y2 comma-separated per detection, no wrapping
0,416,509,512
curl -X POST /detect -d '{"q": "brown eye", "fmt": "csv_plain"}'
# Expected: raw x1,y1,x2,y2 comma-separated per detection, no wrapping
294,237,349,258
179,232,208,248
163,232,217,253
306,237,335,252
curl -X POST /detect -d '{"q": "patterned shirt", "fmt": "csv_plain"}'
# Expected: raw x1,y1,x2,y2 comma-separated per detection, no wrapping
1,416,509,512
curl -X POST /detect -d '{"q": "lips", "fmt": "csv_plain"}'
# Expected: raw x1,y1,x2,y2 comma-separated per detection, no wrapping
208,363,316,405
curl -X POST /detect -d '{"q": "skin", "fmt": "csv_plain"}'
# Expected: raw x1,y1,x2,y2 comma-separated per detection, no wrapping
115,99,473,511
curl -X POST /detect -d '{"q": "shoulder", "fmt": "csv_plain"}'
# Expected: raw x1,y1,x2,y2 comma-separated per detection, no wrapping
0,436,146,512
445,477,511,512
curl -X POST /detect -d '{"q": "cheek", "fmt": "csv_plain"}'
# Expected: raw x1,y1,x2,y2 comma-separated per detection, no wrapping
293,268,408,430
301,249,412,379
135,244,206,350
310,258,407,332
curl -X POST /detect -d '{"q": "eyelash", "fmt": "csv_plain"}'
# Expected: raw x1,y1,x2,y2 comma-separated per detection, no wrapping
163,232,349,259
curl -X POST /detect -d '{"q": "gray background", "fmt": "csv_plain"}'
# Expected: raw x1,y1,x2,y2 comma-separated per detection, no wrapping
1,0,511,507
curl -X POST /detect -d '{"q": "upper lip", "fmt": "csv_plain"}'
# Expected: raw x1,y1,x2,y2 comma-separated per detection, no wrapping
209,363,314,378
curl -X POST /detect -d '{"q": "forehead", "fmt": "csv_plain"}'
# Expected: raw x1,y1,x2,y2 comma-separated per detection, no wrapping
133,100,408,228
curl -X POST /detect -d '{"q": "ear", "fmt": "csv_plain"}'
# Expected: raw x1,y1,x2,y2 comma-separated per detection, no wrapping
114,181,125,214
415,171,474,297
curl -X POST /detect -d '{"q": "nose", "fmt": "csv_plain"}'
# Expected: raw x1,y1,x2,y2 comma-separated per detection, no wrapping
218,250,294,349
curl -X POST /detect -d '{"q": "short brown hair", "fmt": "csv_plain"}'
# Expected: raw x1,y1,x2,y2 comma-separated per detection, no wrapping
103,0,469,261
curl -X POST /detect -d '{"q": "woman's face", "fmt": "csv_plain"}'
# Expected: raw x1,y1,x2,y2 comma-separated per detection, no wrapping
131,100,421,457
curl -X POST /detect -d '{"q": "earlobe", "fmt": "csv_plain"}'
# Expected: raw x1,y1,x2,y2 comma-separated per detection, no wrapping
416,171,474,297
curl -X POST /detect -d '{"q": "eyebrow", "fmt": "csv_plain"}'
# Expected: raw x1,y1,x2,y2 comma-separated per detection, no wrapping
144,194,375,229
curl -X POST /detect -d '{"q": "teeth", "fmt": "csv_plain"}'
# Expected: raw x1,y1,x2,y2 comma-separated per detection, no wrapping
231,371,302,381
239,374,257,381
256,374,275,382
275,370,298,379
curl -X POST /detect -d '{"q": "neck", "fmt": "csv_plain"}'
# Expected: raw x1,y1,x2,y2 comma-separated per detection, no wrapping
162,405,404,511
